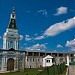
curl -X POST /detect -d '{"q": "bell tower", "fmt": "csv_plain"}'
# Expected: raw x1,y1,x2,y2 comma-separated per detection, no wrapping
3,7,20,50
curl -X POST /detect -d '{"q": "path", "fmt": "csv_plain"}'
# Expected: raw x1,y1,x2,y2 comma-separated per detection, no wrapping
69,66,75,75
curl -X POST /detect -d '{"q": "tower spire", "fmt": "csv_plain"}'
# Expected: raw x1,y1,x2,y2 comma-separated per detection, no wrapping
8,7,18,29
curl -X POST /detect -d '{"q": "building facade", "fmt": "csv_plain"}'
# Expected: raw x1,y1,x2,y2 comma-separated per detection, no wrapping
0,8,74,72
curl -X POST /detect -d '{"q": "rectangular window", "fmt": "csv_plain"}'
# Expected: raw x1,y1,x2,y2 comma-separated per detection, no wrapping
33,59,34,61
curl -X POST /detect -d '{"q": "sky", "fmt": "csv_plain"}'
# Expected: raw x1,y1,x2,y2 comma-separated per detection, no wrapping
0,0,75,52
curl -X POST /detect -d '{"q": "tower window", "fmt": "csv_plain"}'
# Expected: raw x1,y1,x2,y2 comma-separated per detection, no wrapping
11,42,13,43
13,15,14,18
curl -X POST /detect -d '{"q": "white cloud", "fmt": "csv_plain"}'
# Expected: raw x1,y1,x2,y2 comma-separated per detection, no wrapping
54,50,57,52
34,36,45,40
65,39,75,51
25,34,32,41
31,17,75,40
44,43,48,45
26,43,47,51
54,6,68,16
25,17,75,41
0,36,2,39
20,35,23,40
44,17,75,36
34,33,38,36
38,10,48,16
57,44,63,48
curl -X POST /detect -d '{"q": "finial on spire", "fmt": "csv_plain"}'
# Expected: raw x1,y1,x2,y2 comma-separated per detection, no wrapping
10,6,16,19
12,6,15,13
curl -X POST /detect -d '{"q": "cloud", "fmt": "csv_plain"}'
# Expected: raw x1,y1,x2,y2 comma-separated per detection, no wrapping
38,10,48,16
54,6,68,16
25,17,75,41
20,35,23,40
34,33,38,36
44,43,48,45
0,36,2,39
57,44,63,48
34,36,45,40
25,34,32,41
31,17,75,40
25,34,44,41
65,39,75,51
26,43,47,51
44,17,75,37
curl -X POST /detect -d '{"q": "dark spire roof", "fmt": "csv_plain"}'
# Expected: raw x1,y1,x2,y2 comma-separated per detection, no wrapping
8,7,18,29
8,19,18,29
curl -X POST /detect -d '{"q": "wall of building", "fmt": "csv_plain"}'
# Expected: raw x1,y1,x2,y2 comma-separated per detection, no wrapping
0,50,75,72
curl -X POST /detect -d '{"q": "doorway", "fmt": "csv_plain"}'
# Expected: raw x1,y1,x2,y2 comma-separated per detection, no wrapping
7,58,14,71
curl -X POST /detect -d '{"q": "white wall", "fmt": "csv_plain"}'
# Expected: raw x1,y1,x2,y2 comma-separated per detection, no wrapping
43,55,53,67
66,55,69,66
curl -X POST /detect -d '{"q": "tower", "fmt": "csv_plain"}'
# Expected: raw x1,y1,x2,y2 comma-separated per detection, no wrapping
3,7,20,50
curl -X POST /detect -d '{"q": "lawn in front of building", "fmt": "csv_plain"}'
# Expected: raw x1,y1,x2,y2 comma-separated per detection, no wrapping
0,68,44,75
0,68,66,75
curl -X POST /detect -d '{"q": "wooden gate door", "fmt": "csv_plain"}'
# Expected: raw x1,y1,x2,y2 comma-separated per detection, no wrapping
7,58,14,71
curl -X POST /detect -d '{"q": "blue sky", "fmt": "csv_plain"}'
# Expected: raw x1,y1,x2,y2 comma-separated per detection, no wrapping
0,0,75,52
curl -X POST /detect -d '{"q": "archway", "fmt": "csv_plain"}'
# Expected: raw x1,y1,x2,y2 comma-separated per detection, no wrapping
7,58,14,71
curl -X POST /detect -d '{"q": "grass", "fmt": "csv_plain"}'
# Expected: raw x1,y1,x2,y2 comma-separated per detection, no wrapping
0,68,66,75
0,68,45,75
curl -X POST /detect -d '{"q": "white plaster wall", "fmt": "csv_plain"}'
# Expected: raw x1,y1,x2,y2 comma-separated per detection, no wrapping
45,59,53,67
66,55,69,66
43,57,53,67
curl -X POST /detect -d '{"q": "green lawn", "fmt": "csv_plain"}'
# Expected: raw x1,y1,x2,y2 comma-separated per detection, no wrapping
0,68,44,75
0,68,66,75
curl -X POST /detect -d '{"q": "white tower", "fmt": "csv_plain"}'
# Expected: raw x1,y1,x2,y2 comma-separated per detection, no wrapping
3,7,20,50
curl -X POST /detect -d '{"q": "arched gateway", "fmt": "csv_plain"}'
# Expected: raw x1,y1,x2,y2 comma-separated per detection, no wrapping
7,58,14,71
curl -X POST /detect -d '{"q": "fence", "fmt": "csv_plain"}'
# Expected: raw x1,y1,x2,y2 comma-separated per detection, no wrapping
37,63,67,75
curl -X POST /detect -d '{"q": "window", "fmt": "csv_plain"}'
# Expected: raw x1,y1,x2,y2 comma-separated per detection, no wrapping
13,15,14,18
33,59,34,61
10,41,13,48
27,59,28,61
46,60,48,63
46,60,50,63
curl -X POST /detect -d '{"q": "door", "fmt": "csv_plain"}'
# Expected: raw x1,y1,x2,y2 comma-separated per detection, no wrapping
7,58,14,71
